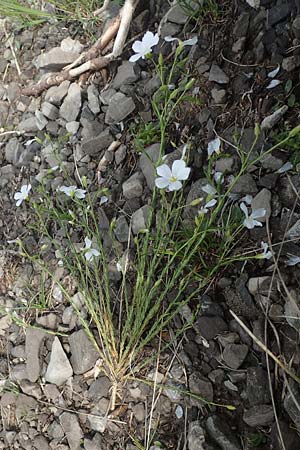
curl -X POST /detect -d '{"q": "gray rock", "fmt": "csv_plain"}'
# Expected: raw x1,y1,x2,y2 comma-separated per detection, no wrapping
17,116,39,133
260,153,284,170
139,143,161,190
114,216,129,242
5,138,24,166
195,316,228,340
99,88,117,105
60,412,83,450
287,220,300,241
143,75,161,96
115,144,127,165
188,421,206,450
247,367,270,406
35,47,80,71
211,88,226,103
87,84,100,115
282,55,300,72
88,398,109,432
66,121,80,134
222,343,248,369
80,118,104,140
206,415,240,450
60,83,82,122
25,328,46,382
36,313,58,330
88,376,111,401
35,110,48,130
19,380,42,399
261,105,288,130
166,3,189,24
271,419,300,450
45,80,70,105
231,173,257,195
251,188,271,222
69,329,99,374
45,337,73,386
41,102,59,120
233,12,250,37
247,276,272,295
61,36,84,54
112,61,140,89
105,92,135,124
224,276,258,319
84,434,103,450
122,172,144,199
32,435,51,450
209,64,229,84
132,403,145,422
268,4,290,27
131,205,151,234
243,404,274,427
189,372,213,405
232,37,246,53
292,16,300,39
81,129,114,155
15,393,37,422
215,157,235,173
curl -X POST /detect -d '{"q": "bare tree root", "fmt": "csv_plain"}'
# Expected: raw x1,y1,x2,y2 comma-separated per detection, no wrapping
22,0,138,97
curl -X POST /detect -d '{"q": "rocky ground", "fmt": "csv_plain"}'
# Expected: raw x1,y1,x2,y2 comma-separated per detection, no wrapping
1,0,300,449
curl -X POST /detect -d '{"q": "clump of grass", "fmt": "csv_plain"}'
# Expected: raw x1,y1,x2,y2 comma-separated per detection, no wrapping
11,32,300,413
178,0,219,23
0,0,104,27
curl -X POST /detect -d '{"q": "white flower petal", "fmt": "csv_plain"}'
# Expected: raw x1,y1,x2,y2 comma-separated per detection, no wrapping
214,172,223,183
202,184,217,196
241,194,253,205
207,137,221,157
240,202,249,217
129,53,141,63
266,79,281,89
268,66,280,78
132,40,143,53
243,217,254,229
100,195,108,205
16,198,23,207
156,164,172,179
155,177,170,189
182,36,198,46
252,219,263,227
164,35,177,42
168,180,182,191
205,199,217,208
172,159,190,180
85,237,92,249
251,208,266,219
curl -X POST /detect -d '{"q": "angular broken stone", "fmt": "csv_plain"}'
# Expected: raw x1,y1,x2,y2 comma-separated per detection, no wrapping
105,92,135,124
139,143,160,190
25,328,46,382
45,337,73,386
209,64,229,84
60,83,82,122
45,80,70,106
35,47,80,71
81,129,114,155
69,329,99,375
243,404,274,427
